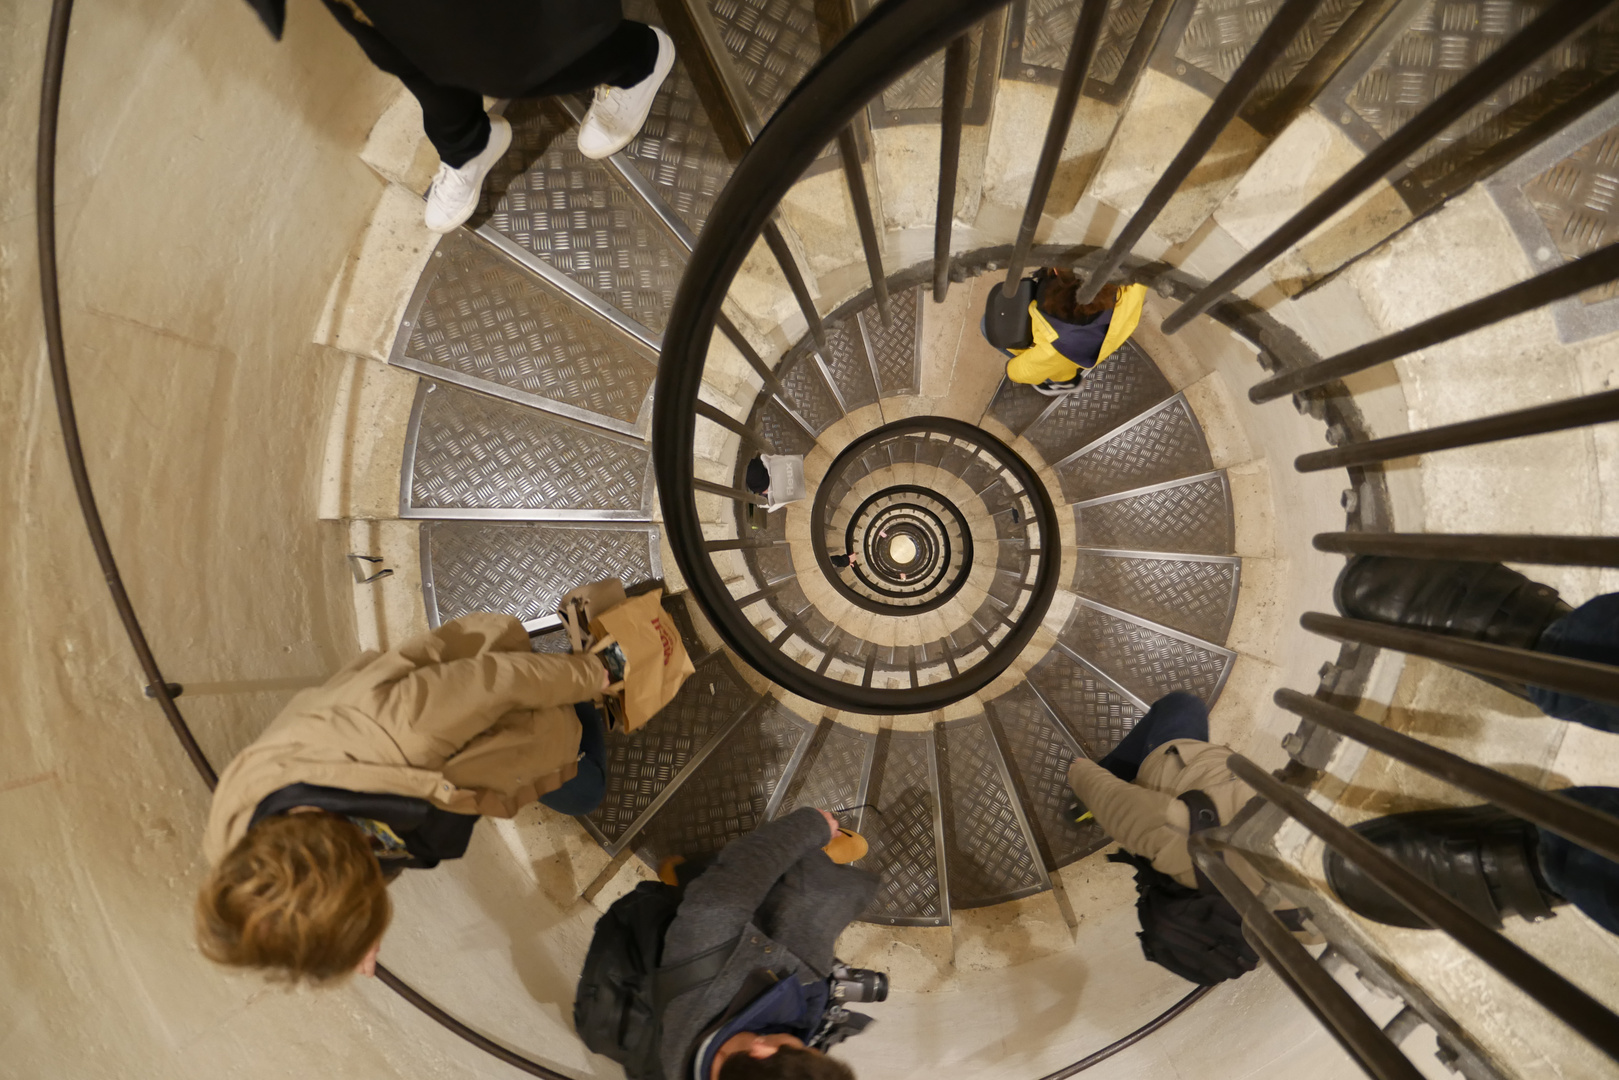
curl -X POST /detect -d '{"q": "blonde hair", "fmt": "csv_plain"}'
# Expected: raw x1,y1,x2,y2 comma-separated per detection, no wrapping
196,812,391,985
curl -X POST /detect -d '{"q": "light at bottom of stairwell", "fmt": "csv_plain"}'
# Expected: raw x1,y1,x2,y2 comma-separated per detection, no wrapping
889,535,918,564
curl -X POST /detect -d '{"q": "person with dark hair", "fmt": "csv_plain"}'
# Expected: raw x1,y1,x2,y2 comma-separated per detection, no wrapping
197,612,613,984
982,268,1148,396
827,550,859,570
1320,556,1619,937
658,808,880,1080
240,0,674,232
714,1042,856,1080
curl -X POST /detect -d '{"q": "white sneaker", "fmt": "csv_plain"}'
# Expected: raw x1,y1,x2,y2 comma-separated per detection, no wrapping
576,27,675,160
423,115,513,234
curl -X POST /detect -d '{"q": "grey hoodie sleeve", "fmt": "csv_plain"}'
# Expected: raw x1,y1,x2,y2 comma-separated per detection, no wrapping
661,807,834,967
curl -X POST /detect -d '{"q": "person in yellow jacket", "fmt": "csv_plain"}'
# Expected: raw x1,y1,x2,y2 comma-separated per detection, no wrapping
982,269,1148,396
195,612,612,985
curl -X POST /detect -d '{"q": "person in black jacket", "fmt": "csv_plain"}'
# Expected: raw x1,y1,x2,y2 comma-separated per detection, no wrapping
658,807,879,1080
241,0,674,232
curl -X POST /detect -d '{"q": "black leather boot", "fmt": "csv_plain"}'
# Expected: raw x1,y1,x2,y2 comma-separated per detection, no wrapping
1323,805,1564,929
1333,555,1571,697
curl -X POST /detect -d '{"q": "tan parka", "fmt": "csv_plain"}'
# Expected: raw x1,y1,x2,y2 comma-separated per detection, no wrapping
1068,739,1264,892
204,612,605,865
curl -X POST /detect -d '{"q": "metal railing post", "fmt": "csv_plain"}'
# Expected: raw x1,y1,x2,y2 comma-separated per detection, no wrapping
1295,388,1619,471
1251,243,1619,403
1000,0,1109,298
1225,754,1619,1060
1073,0,1330,305
933,34,971,302
1164,0,1614,334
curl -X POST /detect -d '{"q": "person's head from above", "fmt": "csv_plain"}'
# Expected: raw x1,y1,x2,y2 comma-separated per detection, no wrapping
714,1035,855,1080
196,811,391,985
1037,267,1117,323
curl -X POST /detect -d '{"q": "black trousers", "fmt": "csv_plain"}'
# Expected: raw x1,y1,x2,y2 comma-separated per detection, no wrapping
322,1,660,167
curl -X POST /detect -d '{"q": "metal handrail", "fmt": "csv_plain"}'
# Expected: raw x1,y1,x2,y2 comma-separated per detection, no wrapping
1224,755,1619,1059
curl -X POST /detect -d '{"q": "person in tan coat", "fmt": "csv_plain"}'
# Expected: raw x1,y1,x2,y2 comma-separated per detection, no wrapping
196,612,611,985
1067,691,1265,894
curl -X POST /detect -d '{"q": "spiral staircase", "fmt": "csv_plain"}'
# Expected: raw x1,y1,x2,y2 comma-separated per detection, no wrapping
77,0,1615,1076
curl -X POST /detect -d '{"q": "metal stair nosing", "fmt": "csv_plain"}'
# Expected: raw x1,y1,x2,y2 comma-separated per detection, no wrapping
586,688,771,856
1067,468,1232,515
387,236,659,441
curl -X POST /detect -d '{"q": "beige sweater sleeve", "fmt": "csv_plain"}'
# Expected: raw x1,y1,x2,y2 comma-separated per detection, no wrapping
385,651,607,753
1067,757,1192,882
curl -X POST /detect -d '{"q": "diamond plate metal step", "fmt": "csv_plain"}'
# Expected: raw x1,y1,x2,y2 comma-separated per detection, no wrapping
983,340,1172,452
857,727,950,925
402,382,655,520
633,699,817,865
860,286,923,397
1072,471,1235,554
420,520,662,630
584,655,764,853
773,718,877,833
1051,393,1213,503
1321,1,1619,214
392,233,658,438
1072,549,1240,645
1023,646,1148,754
1059,597,1236,708
936,714,1049,907
476,98,687,337
985,681,1113,869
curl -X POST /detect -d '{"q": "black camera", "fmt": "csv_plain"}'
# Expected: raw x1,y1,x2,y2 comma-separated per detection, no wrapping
828,963,889,1003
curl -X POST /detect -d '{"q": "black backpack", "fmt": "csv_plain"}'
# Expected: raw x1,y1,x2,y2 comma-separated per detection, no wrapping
1106,790,1260,986
574,880,737,1080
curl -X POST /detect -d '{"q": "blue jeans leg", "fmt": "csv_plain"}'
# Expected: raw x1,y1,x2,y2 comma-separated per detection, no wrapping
539,702,608,816
1528,592,1619,734
1098,691,1210,782
1536,786,1619,936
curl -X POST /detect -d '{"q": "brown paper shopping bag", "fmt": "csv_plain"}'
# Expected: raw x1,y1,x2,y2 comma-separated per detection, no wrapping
558,578,628,653
588,589,696,732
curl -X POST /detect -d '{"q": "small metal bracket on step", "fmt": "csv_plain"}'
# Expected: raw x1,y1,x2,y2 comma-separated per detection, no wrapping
144,681,183,699
347,553,394,585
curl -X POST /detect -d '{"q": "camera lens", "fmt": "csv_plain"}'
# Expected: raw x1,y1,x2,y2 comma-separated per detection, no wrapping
866,971,888,1002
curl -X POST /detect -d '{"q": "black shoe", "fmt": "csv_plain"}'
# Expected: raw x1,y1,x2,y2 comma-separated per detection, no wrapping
1333,555,1570,697
1323,805,1563,929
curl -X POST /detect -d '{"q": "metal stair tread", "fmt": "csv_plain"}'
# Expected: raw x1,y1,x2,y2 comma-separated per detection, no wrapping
475,97,687,336
420,520,662,629
936,713,1049,907
1071,549,1240,645
402,381,654,519
393,232,657,438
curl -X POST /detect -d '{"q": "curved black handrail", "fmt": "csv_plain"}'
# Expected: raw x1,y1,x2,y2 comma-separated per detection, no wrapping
35,0,1211,1071
654,0,1021,715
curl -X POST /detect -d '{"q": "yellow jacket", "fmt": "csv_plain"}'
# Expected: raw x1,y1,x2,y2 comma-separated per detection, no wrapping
203,613,604,865
1006,282,1147,385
